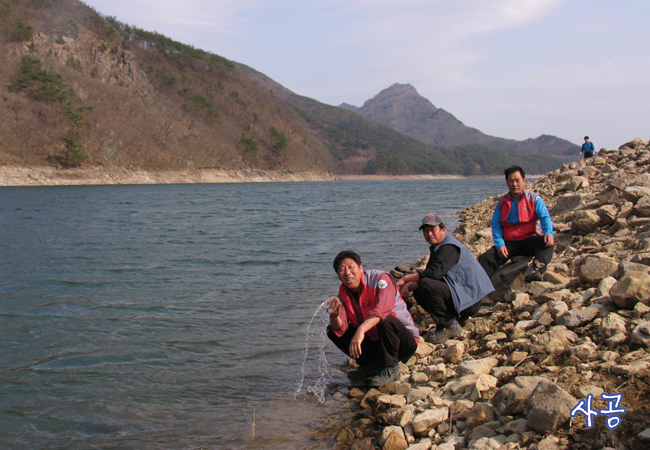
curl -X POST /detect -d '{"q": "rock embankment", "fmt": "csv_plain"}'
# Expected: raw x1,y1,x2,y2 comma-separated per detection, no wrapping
335,138,650,450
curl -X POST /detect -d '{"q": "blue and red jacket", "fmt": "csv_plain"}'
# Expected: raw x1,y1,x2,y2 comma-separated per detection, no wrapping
492,190,553,248
335,270,419,342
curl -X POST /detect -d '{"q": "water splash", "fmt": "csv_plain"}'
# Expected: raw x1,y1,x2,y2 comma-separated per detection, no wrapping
294,299,333,403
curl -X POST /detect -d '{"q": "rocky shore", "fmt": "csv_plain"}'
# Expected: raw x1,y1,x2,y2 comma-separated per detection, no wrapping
333,138,650,450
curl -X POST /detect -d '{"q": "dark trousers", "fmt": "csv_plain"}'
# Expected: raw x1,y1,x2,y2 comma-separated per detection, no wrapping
413,278,481,329
327,315,417,368
478,235,554,278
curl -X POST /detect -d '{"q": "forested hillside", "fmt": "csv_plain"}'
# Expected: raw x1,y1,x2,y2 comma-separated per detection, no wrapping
0,0,333,173
0,0,565,177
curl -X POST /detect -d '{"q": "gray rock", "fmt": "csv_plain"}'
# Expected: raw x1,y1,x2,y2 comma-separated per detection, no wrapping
552,193,587,215
566,339,598,360
469,437,503,450
636,195,650,217
556,307,599,328
524,379,576,433
599,313,627,338
577,257,619,284
596,276,618,297
630,321,650,346
491,376,546,416
572,210,601,235
611,272,650,308
457,357,499,377
379,426,408,450
412,407,449,437
466,402,495,428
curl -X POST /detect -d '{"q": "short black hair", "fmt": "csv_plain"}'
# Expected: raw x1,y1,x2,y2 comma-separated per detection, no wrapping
584,136,589,140
504,165,525,180
333,250,362,272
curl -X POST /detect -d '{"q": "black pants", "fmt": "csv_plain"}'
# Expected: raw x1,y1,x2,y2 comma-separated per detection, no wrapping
478,235,554,278
414,278,481,329
327,315,417,368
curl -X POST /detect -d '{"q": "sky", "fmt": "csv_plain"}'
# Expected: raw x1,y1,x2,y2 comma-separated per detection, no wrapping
81,0,650,150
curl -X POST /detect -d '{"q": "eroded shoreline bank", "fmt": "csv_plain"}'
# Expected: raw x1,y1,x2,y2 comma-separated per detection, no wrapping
0,165,544,187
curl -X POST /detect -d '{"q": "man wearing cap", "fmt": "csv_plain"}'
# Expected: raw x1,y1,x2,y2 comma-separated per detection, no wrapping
396,215,494,344
478,165,555,282
327,250,419,386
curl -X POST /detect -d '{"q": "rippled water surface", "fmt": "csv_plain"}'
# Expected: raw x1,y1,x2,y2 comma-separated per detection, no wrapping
0,179,506,449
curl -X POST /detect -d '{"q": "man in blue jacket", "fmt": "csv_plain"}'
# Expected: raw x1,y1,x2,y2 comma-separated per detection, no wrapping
478,166,555,282
396,214,494,344
580,136,595,159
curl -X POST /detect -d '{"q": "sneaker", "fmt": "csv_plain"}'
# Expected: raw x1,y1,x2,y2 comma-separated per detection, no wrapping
347,363,381,382
425,321,462,345
367,363,400,387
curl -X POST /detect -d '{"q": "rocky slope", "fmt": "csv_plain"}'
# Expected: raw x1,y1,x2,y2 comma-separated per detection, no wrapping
333,138,650,450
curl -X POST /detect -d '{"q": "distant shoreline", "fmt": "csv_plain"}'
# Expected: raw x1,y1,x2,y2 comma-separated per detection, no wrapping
0,166,543,187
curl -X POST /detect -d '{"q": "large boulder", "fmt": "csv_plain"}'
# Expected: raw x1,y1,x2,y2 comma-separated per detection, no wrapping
610,272,650,309
524,379,576,433
571,210,601,235
577,256,618,284
491,376,546,416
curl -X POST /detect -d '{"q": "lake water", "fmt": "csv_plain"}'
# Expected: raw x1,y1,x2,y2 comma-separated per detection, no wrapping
0,178,507,449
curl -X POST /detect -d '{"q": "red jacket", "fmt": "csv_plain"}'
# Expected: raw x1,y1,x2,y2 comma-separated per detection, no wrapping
337,270,418,342
498,191,541,241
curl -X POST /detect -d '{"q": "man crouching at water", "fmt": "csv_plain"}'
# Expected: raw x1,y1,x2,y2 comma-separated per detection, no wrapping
327,250,419,387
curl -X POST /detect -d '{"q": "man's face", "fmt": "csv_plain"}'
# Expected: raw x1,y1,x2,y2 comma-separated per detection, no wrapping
337,258,364,292
506,171,526,198
422,225,446,246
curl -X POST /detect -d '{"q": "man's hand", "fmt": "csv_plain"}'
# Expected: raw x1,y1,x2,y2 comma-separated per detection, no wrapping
544,234,555,248
327,296,341,316
327,297,343,331
399,284,410,300
497,245,509,259
349,328,365,359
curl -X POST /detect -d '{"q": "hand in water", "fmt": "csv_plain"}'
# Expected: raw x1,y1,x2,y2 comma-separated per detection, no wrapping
327,297,341,316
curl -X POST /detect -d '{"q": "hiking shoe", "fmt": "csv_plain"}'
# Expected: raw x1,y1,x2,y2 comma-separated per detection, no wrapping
425,321,462,345
367,364,400,387
524,270,543,282
524,261,546,282
347,363,381,382
524,265,544,282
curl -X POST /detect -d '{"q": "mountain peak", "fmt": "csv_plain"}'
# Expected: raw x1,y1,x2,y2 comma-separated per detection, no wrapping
362,83,436,110
354,84,579,161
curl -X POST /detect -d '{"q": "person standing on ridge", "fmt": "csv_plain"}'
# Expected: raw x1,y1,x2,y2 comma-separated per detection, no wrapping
580,136,595,159
326,250,418,387
396,214,494,345
478,165,555,282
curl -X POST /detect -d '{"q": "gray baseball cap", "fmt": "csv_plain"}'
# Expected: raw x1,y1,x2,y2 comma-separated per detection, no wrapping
419,214,443,230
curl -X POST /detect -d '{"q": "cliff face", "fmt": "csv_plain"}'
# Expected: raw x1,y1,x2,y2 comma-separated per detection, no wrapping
337,138,650,450
354,83,580,163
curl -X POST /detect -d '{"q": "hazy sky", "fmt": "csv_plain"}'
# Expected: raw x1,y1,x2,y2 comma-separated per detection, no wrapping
81,0,650,150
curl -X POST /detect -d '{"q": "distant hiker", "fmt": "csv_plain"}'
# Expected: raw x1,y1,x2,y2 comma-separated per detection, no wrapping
396,215,494,345
478,165,555,282
327,250,418,387
580,136,595,159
